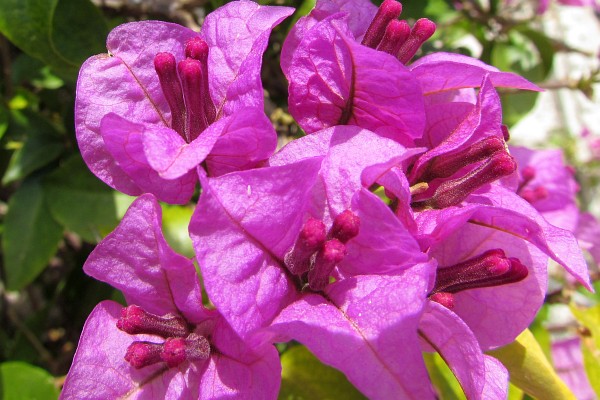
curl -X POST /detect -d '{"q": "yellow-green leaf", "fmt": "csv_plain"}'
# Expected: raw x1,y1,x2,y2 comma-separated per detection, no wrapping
487,329,575,400
279,345,366,400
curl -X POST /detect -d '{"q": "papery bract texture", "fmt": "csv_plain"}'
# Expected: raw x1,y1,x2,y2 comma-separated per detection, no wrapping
61,194,281,399
76,1,293,203
191,126,437,399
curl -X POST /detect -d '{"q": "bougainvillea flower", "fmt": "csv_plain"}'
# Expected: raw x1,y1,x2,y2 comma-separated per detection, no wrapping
281,0,538,145
511,145,600,267
76,1,293,203
510,146,580,231
61,194,280,399
191,126,445,398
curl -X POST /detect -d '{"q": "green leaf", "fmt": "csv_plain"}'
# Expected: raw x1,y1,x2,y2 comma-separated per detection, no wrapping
487,329,576,400
2,179,63,290
0,362,59,400
423,352,463,399
161,203,195,258
570,304,600,397
0,0,107,77
2,110,64,185
43,155,122,243
0,104,8,141
516,28,555,78
279,345,366,400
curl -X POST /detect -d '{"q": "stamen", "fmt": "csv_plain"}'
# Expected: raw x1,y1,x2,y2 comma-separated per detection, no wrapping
117,305,190,338
178,59,209,141
430,249,528,295
185,38,216,124
308,239,346,291
376,20,411,56
284,218,327,275
362,0,403,48
397,18,436,64
124,341,164,369
421,137,506,181
330,210,360,243
418,152,516,209
161,334,211,368
154,53,186,137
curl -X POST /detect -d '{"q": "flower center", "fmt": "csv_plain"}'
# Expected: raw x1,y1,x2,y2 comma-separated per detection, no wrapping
516,166,549,204
284,210,360,291
362,0,436,64
154,38,216,143
117,305,210,369
410,135,517,209
428,249,529,308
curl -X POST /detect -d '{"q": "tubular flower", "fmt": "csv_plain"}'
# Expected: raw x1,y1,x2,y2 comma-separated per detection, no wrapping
76,1,293,204
190,126,440,399
281,0,539,146
61,195,281,399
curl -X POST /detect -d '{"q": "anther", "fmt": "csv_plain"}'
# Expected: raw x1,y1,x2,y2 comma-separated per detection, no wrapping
284,218,327,275
362,0,403,48
397,18,436,64
308,239,346,291
154,53,186,137
377,20,411,56
178,59,209,141
117,305,190,338
329,210,360,243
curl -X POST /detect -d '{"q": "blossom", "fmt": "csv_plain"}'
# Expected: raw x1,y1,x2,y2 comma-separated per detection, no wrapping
61,194,280,399
190,126,443,398
76,1,293,204
281,0,538,146
511,145,600,267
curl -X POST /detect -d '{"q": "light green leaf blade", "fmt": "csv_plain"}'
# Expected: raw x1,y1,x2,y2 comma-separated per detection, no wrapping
487,329,576,400
0,0,107,76
43,155,123,243
161,204,195,258
0,362,59,400
3,179,63,290
279,345,366,400
570,304,600,397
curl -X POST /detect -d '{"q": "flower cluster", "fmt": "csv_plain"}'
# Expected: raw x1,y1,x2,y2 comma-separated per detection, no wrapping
62,0,594,398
